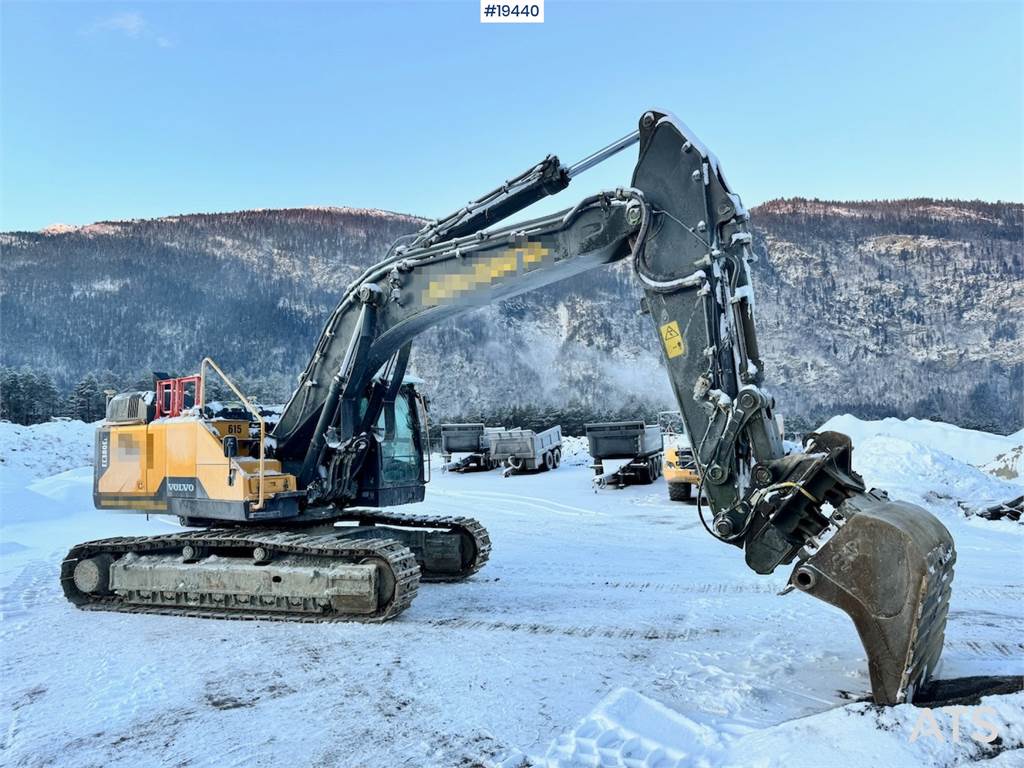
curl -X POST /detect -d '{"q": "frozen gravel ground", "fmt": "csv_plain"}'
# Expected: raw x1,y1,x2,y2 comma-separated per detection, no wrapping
0,419,1021,767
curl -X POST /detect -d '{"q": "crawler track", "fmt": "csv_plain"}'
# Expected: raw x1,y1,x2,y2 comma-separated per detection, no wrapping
336,510,491,582
61,529,420,622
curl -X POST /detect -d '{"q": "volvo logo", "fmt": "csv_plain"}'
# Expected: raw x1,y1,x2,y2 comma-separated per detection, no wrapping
168,481,196,494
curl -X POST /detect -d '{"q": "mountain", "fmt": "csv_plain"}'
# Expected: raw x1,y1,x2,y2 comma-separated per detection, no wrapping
749,199,1022,433
1,198,1021,433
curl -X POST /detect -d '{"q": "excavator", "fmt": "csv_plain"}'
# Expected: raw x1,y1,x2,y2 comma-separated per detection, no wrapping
63,109,955,706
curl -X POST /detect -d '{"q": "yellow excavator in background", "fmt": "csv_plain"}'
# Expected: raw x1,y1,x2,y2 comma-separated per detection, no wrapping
659,410,701,502
65,109,956,706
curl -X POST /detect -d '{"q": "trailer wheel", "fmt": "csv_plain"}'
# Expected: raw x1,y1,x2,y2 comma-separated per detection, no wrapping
669,482,692,502
552,447,561,468
543,451,555,471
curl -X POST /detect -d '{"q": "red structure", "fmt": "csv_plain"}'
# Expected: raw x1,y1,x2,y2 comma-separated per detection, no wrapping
155,375,202,418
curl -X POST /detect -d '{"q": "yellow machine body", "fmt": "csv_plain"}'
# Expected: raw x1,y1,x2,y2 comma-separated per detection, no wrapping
94,416,300,521
663,445,700,486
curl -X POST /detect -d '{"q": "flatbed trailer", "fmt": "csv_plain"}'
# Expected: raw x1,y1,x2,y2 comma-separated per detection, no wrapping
488,425,563,476
585,421,664,488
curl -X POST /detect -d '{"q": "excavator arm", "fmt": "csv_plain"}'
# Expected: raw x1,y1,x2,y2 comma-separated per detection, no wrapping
270,188,644,485
270,109,955,705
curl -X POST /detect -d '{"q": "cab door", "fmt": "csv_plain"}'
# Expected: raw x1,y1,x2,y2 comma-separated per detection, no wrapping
371,386,426,506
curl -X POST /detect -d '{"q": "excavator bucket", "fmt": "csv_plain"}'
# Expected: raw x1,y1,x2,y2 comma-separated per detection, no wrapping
788,491,956,705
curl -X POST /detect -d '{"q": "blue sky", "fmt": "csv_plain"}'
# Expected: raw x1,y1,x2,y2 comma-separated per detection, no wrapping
2,1,1021,231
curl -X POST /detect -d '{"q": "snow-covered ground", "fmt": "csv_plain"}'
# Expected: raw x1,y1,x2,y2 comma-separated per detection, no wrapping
0,417,1021,767
0,420,95,479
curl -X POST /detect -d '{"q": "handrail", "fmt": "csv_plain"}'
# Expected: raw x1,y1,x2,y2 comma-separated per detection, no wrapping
198,357,266,511
418,392,431,484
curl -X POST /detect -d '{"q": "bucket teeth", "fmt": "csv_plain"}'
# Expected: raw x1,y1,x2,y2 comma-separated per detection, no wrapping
789,491,956,705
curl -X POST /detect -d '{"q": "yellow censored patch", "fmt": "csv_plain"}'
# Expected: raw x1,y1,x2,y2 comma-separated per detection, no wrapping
659,321,685,358
98,498,168,511
424,241,548,303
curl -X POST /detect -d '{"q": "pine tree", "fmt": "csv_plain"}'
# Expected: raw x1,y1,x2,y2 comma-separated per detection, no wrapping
70,374,103,422
128,373,157,392
0,368,62,424
36,372,60,423
19,371,42,424
0,368,24,423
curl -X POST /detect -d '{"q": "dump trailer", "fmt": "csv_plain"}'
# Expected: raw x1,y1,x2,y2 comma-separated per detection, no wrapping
440,423,503,472
488,426,562,475
65,109,958,705
586,421,664,488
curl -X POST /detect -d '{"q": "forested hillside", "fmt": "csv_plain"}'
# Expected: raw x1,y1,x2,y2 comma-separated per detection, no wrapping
2,199,1021,433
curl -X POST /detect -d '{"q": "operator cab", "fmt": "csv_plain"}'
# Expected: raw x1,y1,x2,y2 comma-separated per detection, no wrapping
351,379,430,508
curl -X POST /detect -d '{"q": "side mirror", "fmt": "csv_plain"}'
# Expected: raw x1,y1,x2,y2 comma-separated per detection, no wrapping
223,436,238,458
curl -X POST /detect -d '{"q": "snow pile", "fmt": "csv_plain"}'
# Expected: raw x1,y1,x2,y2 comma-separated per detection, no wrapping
539,688,727,767
536,687,1024,768
818,415,1022,469
0,421,97,528
558,436,592,468
0,467,93,526
816,415,1024,524
0,467,51,528
852,436,1022,509
0,420,96,478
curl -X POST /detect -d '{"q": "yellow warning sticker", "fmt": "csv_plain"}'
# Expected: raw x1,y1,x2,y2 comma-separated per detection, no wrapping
659,321,685,358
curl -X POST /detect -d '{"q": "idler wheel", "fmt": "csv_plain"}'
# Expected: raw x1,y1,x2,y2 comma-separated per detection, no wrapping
73,554,115,595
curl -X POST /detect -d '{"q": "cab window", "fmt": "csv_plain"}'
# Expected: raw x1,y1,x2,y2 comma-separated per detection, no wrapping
377,392,422,487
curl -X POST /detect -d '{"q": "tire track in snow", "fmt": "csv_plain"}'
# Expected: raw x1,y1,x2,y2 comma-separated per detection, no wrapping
944,639,1024,658
415,616,717,641
592,580,779,595
430,488,602,517
0,558,60,622
416,614,1022,657
588,581,1023,599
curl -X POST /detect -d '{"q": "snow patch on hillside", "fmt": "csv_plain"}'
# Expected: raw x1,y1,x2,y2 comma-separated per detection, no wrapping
754,199,1005,224
984,445,1024,481
40,223,78,235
